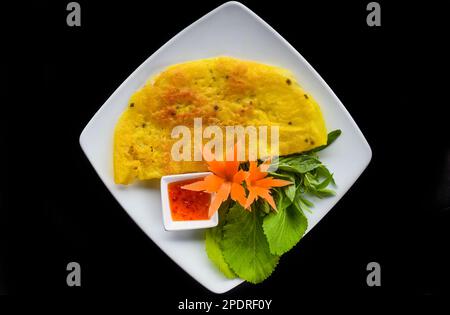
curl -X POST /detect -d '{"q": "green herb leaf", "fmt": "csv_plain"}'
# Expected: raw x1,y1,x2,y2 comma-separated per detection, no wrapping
222,204,279,284
270,173,297,202
273,187,292,211
313,188,336,198
302,171,336,198
255,198,271,214
205,200,236,279
315,172,334,190
285,183,296,202
277,154,322,174
269,171,297,182
310,129,342,153
294,191,313,214
316,165,336,186
263,201,308,256
209,130,342,283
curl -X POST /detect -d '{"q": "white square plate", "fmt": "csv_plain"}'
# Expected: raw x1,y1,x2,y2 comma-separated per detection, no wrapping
79,1,371,293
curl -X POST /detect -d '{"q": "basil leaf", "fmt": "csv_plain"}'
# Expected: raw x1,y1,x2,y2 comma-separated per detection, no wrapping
278,156,322,174
316,165,336,186
310,129,342,153
315,172,334,190
313,188,336,198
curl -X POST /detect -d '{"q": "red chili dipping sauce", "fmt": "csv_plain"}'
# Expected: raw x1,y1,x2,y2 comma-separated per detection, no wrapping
168,178,211,221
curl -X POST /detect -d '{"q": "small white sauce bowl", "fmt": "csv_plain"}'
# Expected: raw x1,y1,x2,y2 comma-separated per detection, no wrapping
160,172,219,231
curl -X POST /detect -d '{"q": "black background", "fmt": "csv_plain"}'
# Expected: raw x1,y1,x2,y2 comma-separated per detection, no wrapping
2,0,449,302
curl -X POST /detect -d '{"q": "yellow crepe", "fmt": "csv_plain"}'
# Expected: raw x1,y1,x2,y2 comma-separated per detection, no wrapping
114,57,327,184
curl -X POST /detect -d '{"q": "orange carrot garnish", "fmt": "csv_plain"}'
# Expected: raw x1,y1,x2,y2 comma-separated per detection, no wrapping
244,160,292,211
181,146,248,218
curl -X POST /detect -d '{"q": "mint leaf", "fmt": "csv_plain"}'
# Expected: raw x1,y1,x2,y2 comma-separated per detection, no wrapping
263,201,308,256
222,204,279,284
205,200,236,279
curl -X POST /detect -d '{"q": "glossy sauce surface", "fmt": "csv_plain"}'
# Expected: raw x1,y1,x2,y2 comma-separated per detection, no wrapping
168,178,211,221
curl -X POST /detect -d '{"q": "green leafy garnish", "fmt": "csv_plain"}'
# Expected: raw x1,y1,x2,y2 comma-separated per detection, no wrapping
302,168,336,198
309,129,342,153
203,130,342,284
205,200,236,279
222,204,279,284
276,154,322,174
294,188,314,214
263,189,308,255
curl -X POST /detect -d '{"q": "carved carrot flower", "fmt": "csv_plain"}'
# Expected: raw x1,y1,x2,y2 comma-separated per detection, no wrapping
181,147,247,218
244,160,292,211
